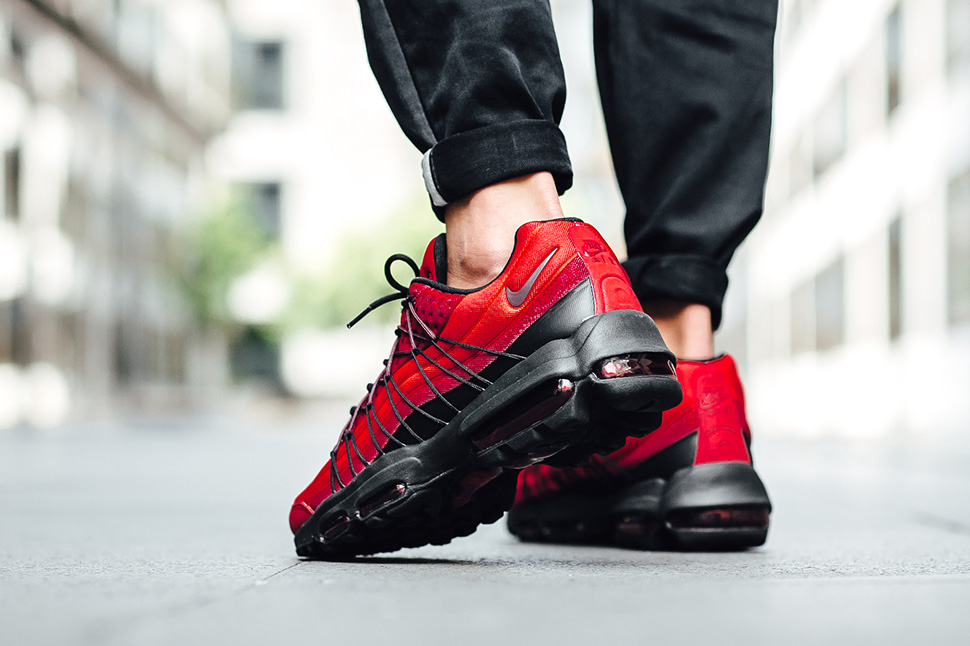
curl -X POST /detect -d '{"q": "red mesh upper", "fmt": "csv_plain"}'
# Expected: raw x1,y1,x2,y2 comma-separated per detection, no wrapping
290,220,642,534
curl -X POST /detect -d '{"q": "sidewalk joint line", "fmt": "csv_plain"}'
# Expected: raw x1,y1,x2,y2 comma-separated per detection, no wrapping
253,562,302,587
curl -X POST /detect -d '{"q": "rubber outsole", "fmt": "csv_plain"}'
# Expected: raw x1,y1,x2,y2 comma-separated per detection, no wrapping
507,461,771,552
294,309,681,559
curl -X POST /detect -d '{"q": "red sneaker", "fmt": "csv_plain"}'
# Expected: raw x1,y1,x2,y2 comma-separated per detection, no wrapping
509,354,771,550
290,219,682,558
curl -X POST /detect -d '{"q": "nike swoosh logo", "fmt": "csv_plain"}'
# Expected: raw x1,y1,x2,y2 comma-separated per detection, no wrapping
506,249,558,308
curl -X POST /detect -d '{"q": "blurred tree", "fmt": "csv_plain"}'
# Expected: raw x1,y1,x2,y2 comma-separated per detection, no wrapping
178,193,443,391
280,197,443,332
180,197,278,329
181,193,443,339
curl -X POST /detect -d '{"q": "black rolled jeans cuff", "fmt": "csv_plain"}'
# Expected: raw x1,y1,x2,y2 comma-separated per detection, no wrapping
422,120,573,220
622,255,729,330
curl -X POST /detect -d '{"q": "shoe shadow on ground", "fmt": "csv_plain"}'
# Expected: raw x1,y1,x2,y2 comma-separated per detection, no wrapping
293,543,769,569
297,556,479,566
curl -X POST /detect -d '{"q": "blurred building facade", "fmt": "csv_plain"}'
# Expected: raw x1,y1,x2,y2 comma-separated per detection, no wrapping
207,0,399,398
210,0,418,275
720,0,970,437
211,0,622,271
210,0,626,398
0,0,232,428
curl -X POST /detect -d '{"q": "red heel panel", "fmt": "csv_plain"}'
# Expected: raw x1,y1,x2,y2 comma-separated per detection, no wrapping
567,225,642,314
691,361,752,466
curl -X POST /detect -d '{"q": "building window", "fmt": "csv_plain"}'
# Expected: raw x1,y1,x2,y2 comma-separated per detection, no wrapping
0,298,29,365
815,257,845,351
885,5,903,115
0,301,12,364
888,216,903,340
4,147,20,220
946,0,970,76
242,181,283,236
234,39,286,110
230,326,281,388
791,280,815,355
10,29,25,64
948,169,970,326
813,80,847,179
114,322,133,384
63,179,87,240
788,134,813,200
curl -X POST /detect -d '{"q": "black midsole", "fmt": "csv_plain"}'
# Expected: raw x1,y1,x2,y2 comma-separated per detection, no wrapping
508,460,771,550
295,308,680,556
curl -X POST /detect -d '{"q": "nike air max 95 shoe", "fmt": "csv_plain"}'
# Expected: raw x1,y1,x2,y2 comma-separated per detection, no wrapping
510,354,771,551
290,219,682,558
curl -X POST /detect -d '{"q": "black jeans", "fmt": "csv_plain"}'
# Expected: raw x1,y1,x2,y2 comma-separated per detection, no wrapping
358,0,778,329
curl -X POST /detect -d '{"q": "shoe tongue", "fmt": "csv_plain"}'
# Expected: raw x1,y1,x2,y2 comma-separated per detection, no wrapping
419,234,449,284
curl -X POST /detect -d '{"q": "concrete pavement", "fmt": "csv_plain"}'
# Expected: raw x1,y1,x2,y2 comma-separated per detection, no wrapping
1,410,968,645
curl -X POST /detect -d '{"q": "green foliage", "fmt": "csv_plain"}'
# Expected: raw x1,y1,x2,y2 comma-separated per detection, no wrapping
280,198,443,332
180,197,278,327
180,192,443,342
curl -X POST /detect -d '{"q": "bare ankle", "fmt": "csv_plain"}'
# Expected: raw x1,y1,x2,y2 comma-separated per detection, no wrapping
444,172,564,289
448,249,509,288
642,301,715,360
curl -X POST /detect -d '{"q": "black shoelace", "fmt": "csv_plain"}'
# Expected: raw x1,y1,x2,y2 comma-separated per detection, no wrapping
328,254,526,493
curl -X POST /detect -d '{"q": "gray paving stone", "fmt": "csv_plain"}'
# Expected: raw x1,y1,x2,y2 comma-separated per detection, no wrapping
1,415,968,645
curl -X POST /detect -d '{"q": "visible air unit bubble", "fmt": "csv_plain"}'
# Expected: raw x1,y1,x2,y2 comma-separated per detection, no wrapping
616,515,660,537
471,379,575,451
359,483,407,518
321,513,350,541
598,354,676,379
667,506,770,530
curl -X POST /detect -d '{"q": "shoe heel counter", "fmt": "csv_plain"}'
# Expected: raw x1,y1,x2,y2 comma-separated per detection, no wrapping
722,355,751,439
567,224,642,314
693,366,752,466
